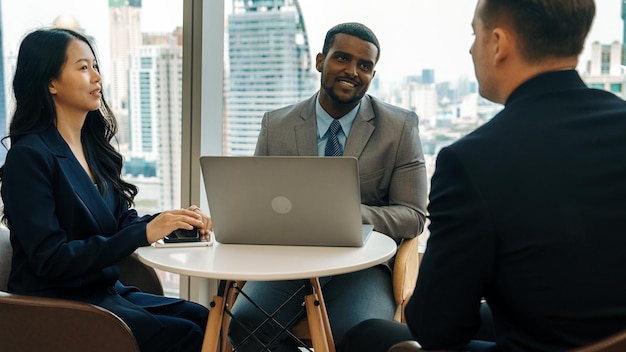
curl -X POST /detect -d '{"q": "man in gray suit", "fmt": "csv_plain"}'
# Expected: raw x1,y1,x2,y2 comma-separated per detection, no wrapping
228,22,428,351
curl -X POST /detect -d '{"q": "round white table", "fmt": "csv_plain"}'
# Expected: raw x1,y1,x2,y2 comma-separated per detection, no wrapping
136,232,397,352
137,231,396,280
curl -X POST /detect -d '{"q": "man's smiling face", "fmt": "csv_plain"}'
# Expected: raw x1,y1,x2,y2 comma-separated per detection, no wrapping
316,33,378,116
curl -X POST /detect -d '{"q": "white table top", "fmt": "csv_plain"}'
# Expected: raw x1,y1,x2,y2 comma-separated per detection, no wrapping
136,231,396,281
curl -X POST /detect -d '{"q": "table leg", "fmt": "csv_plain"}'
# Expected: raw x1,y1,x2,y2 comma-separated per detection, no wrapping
305,277,335,352
203,278,335,352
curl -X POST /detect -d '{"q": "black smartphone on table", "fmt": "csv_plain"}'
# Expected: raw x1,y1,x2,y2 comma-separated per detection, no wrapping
163,228,200,243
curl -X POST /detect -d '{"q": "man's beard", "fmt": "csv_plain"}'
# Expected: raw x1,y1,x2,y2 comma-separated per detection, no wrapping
320,80,365,106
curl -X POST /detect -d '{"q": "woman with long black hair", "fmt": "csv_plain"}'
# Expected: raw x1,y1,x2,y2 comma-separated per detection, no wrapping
1,28,210,352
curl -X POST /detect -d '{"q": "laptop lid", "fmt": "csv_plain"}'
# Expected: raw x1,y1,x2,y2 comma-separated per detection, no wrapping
200,156,373,247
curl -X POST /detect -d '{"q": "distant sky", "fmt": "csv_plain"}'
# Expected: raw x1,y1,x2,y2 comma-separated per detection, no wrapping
2,0,623,83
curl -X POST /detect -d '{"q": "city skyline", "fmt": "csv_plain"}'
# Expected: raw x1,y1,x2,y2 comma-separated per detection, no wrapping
2,0,623,85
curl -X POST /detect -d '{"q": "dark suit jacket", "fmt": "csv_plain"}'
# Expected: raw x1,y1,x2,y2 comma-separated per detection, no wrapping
255,93,428,242
1,125,179,342
408,70,626,351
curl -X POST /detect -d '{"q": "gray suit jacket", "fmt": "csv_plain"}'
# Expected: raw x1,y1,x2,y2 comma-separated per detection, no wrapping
255,93,427,243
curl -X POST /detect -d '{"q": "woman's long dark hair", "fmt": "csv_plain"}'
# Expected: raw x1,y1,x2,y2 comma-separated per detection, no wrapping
0,28,137,207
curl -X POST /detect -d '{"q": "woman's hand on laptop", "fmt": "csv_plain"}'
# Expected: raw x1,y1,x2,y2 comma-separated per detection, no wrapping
187,205,213,240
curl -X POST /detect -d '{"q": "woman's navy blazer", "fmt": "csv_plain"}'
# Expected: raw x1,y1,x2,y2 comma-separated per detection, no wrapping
1,124,181,342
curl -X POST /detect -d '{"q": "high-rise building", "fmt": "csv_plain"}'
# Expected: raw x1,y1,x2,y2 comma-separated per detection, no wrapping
226,0,317,156
128,38,183,211
0,1,7,163
109,0,143,152
396,73,437,129
582,41,626,99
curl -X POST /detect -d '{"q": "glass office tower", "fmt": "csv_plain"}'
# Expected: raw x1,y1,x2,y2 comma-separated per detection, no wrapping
128,40,183,212
109,0,143,152
226,0,317,156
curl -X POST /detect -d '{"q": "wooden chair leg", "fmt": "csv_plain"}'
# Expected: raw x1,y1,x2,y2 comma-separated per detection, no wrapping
304,278,334,352
310,277,334,350
220,280,245,352
202,280,231,352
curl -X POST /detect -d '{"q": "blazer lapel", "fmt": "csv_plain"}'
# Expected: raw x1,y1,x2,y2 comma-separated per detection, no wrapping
40,126,118,235
294,95,319,156
344,95,375,158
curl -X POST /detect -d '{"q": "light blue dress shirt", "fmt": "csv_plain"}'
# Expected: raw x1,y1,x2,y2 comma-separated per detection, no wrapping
315,95,360,156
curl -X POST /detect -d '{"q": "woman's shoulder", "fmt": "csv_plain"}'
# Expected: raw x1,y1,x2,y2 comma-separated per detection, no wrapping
8,133,47,155
9,126,66,157
5,131,60,167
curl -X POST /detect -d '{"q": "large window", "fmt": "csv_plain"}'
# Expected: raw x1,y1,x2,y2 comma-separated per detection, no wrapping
214,0,626,252
2,0,185,297
2,0,624,300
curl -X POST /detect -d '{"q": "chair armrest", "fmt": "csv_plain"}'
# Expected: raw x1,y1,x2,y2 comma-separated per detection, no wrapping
389,340,423,352
393,236,420,322
0,291,139,352
388,340,459,352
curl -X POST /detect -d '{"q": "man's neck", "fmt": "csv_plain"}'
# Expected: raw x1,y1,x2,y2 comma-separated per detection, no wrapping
498,56,579,103
318,92,361,118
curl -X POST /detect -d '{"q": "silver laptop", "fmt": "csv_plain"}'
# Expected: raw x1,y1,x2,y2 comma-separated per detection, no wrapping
199,156,373,247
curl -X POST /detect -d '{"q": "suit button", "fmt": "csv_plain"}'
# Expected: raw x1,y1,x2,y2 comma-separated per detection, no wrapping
106,286,116,294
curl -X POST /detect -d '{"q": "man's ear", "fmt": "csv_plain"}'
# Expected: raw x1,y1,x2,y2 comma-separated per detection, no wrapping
492,27,511,66
315,53,324,72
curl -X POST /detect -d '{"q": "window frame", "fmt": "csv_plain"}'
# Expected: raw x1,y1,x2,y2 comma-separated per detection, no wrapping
178,0,225,301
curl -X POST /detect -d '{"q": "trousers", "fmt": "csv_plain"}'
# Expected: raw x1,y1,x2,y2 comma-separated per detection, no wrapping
134,295,209,352
338,302,496,352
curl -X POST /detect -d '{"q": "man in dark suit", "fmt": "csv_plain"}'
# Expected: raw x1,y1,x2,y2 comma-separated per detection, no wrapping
228,22,428,351
340,0,626,351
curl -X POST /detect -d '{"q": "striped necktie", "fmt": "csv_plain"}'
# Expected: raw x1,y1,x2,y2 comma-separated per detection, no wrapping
325,120,343,156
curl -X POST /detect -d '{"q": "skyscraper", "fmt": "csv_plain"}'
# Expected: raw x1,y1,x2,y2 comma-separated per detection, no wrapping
128,33,183,211
109,0,143,152
226,0,316,156
582,41,625,99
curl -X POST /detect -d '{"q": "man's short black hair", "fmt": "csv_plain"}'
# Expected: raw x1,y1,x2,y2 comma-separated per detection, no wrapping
322,22,381,63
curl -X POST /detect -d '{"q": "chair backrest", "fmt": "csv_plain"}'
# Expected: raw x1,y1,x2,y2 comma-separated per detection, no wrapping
0,226,11,292
118,252,164,295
